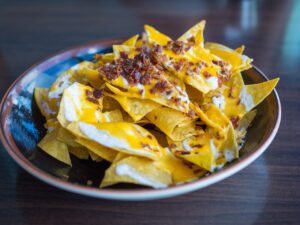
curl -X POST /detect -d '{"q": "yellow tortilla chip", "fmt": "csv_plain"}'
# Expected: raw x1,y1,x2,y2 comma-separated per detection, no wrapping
168,130,217,172
68,146,89,160
57,82,106,127
205,42,253,72
88,151,103,162
236,109,257,148
235,45,245,54
100,156,172,188
34,88,58,119
154,148,205,184
67,122,163,160
144,25,172,45
240,78,279,112
48,61,102,99
57,126,80,147
193,104,230,133
122,34,139,46
105,76,190,113
178,20,206,45
146,107,197,141
75,137,117,162
108,95,160,122
37,129,71,166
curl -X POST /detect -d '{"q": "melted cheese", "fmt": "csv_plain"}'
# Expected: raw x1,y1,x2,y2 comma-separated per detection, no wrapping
78,122,162,160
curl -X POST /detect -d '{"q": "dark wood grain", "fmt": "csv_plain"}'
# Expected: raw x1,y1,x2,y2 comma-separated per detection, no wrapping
0,0,299,224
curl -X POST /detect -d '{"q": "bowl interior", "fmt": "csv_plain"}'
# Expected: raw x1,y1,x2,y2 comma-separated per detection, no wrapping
0,41,279,192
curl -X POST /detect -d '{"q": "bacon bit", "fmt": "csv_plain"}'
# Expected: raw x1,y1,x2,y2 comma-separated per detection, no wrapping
228,87,235,98
169,143,177,149
94,54,102,60
150,80,168,94
193,168,203,174
165,40,185,55
176,150,190,155
212,59,219,65
141,143,151,149
166,90,172,95
127,70,140,85
215,131,223,140
187,36,196,44
154,115,158,120
138,89,144,95
184,46,192,51
194,66,201,75
153,44,163,54
93,89,103,99
147,135,153,140
236,99,241,105
183,161,194,169
120,52,128,59
87,97,98,104
218,77,223,87
203,71,212,78
191,144,203,148
199,60,208,68
151,73,161,80
58,81,64,87
172,97,181,106
230,116,240,128
173,59,185,71
139,73,151,85
187,109,196,118
85,90,93,97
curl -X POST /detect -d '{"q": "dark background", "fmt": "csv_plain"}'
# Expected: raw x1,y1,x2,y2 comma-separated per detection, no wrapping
0,0,300,224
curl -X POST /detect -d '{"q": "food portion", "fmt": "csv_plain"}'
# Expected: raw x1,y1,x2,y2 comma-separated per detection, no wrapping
35,21,279,189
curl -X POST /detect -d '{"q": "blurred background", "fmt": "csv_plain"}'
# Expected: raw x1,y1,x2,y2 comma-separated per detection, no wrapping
0,1,299,225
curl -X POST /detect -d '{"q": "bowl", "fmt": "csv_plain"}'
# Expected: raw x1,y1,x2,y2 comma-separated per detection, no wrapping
0,39,281,201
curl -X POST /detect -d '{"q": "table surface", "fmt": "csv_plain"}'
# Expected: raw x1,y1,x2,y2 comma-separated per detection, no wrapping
0,0,299,224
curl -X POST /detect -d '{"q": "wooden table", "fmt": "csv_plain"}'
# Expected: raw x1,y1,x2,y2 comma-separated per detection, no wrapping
0,0,299,224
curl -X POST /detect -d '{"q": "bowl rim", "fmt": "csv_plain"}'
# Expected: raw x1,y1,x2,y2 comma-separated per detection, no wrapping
0,39,281,201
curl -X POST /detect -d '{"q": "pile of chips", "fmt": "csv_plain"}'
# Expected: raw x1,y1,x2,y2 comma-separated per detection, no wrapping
35,21,279,188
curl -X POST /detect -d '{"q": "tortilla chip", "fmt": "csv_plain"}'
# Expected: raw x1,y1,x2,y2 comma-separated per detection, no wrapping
144,25,172,45
100,156,172,188
178,20,206,45
67,122,163,160
240,78,279,112
37,129,71,166
236,109,257,148
235,45,245,54
146,107,197,141
57,82,106,127
105,75,190,113
168,130,217,172
68,146,89,160
109,95,160,122
88,151,103,162
48,61,102,99
34,88,58,119
75,137,117,162
154,148,206,183
193,104,230,133
122,34,139,46
205,42,253,72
